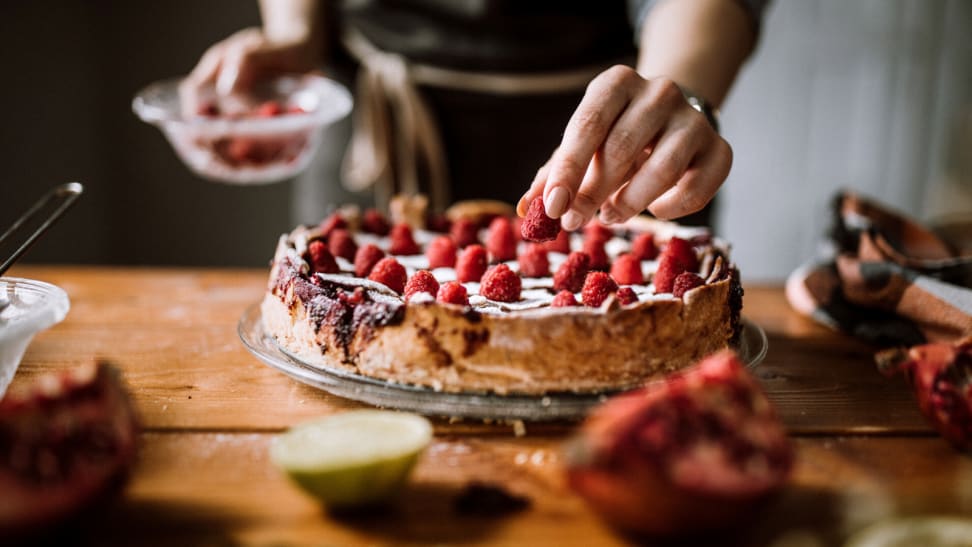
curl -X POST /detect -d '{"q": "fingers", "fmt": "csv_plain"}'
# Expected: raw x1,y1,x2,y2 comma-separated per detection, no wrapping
646,137,732,219
541,66,638,218
599,112,710,223
516,154,555,217
215,29,265,95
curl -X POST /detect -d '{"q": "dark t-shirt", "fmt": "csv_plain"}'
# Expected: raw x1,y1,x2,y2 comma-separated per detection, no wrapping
338,0,638,72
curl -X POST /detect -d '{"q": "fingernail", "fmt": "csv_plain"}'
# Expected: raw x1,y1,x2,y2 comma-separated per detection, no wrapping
599,208,621,225
561,210,584,232
216,65,239,96
544,187,569,218
516,196,528,217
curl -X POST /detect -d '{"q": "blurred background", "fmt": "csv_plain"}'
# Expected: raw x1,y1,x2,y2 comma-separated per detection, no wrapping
1,0,969,281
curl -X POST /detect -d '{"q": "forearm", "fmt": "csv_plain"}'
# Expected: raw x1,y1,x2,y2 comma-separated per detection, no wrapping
259,0,323,47
637,0,757,107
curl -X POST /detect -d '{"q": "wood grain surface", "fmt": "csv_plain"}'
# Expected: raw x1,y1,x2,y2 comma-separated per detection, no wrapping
6,265,967,546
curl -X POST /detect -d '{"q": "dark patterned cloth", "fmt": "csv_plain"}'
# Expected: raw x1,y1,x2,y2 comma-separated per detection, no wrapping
786,192,972,347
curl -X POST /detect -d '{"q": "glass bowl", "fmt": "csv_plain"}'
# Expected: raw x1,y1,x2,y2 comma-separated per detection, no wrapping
0,278,70,397
133,74,352,185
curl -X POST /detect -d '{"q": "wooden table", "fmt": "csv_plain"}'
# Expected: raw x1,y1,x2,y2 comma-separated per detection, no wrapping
8,266,972,546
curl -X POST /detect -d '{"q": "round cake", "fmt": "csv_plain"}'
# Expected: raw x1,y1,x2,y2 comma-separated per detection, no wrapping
261,197,743,395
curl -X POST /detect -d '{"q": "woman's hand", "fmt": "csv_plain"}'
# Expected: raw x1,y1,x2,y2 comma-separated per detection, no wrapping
182,27,320,97
517,65,731,229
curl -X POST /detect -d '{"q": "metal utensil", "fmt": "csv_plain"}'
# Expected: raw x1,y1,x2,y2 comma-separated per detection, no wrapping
0,182,83,276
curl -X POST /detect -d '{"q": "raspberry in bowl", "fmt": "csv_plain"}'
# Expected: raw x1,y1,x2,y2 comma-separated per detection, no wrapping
133,74,352,184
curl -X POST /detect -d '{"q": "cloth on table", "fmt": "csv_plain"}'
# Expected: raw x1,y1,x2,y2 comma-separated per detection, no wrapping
786,191,972,347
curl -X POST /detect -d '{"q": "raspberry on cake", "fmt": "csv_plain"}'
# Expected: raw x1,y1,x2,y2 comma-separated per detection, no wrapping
485,217,517,262
583,239,610,271
611,254,644,286
631,232,658,261
554,252,591,293
389,223,421,256
450,218,479,248
426,236,458,269
551,290,579,307
616,286,638,305
368,257,407,294
654,237,700,294
262,199,743,395
582,271,619,307
518,243,550,278
354,244,385,278
307,240,339,274
544,229,572,254
456,244,489,283
480,263,522,302
673,272,705,298
437,281,469,306
328,229,358,262
361,208,391,236
404,270,440,302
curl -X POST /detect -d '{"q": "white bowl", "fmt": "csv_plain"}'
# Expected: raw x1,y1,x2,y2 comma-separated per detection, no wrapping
0,278,70,397
133,74,352,185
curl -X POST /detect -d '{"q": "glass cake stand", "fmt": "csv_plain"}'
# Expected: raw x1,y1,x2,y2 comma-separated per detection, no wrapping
238,303,768,422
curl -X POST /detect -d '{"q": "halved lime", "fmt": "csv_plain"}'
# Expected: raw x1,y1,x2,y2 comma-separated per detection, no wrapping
271,410,433,507
845,516,972,547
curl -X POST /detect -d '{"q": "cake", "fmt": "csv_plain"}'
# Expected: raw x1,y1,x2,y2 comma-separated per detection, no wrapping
261,197,743,395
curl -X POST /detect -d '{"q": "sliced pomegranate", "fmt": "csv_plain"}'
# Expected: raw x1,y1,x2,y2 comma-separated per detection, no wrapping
565,350,793,537
876,339,972,453
0,361,139,538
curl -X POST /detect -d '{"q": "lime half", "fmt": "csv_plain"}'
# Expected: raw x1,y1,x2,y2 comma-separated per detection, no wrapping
271,410,433,507
845,516,972,547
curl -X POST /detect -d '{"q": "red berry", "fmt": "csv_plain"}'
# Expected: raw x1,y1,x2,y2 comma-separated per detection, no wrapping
255,100,283,117
521,197,561,242
450,218,479,248
551,290,579,308
480,263,522,302
197,101,220,117
367,257,407,294
485,217,517,262
553,252,591,293
327,229,358,262
663,237,700,272
583,221,614,244
436,281,469,306
581,271,619,307
672,272,705,298
544,229,572,254
306,240,339,274
338,287,366,305
361,209,391,236
517,243,550,278
389,223,420,255
610,254,644,285
583,239,609,271
404,270,440,301
456,244,489,283
426,236,458,269
318,214,347,240
353,243,385,278
616,286,638,305
653,237,700,294
426,213,452,234
511,217,524,241
631,233,658,260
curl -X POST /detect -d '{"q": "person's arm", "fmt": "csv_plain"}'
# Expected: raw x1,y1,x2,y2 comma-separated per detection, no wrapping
184,0,324,96
518,0,757,227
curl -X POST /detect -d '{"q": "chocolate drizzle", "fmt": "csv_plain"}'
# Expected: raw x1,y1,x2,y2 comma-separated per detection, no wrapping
280,270,405,361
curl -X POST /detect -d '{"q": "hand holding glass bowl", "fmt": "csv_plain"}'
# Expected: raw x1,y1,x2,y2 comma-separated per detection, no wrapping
133,74,352,184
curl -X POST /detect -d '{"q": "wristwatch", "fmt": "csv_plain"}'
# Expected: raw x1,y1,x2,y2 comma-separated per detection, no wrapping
679,87,721,133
